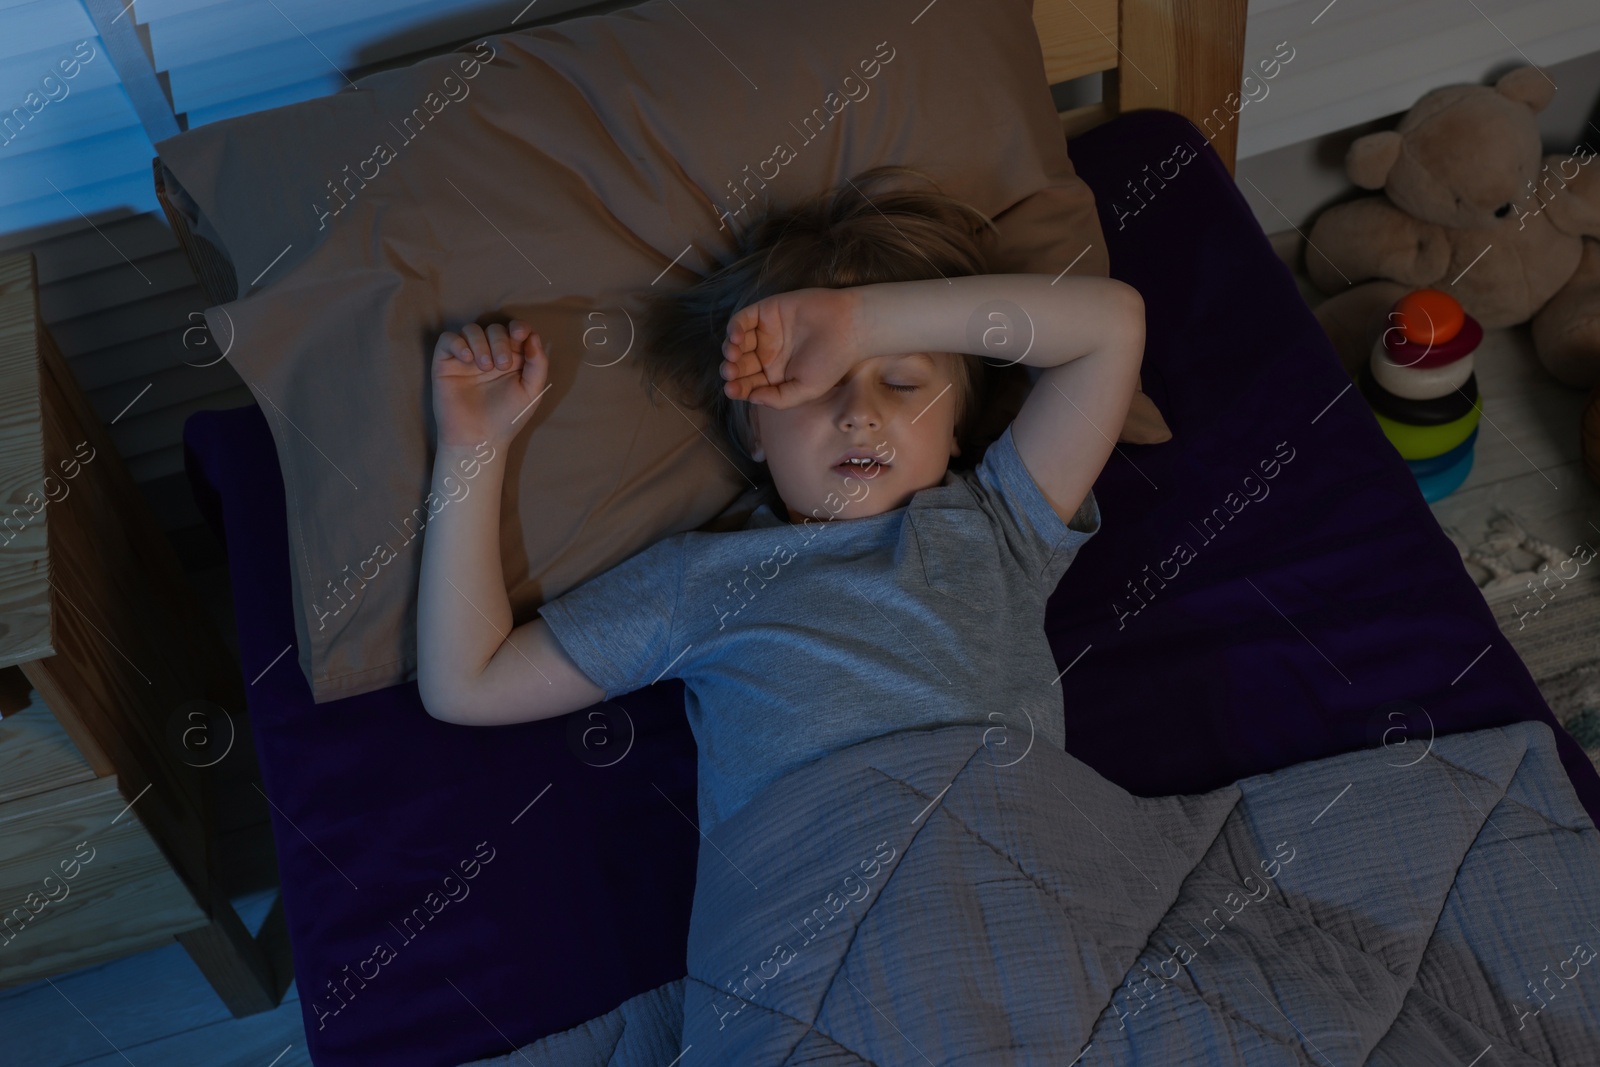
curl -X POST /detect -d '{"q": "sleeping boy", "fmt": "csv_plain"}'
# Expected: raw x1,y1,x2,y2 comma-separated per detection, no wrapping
415,165,1146,837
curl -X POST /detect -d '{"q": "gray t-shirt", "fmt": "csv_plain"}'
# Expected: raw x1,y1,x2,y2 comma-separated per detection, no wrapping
537,422,1102,836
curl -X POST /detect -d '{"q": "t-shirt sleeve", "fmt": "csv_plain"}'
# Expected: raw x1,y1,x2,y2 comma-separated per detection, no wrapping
535,534,686,702
970,422,1103,592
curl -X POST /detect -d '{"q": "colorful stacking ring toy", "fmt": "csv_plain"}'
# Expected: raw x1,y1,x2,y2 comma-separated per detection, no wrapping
1413,441,1475,502
1381,313,1482,369
1374,397,1482,460
1391,289,1465,346
1370,338,1475,399
1359,360,1478,424
1407,426,1478,476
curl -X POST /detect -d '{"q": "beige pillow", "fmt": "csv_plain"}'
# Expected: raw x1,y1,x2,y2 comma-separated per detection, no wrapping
156,0,1140,701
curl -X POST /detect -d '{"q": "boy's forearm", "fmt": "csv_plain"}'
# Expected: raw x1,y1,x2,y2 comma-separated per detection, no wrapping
851,274,1143,369
415,440,509,714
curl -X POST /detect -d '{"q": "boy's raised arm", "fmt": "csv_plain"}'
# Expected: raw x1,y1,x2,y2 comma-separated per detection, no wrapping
851,274,1146,528
849,273,1144,377
415,320,604,725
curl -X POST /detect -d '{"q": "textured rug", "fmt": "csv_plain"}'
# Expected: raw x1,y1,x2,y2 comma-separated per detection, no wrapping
1447,510,1600,775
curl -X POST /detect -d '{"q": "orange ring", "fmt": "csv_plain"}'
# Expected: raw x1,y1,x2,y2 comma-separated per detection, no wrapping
1391,289,1464,346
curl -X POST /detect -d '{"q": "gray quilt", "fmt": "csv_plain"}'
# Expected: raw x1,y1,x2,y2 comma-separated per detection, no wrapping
460,720,1600,1065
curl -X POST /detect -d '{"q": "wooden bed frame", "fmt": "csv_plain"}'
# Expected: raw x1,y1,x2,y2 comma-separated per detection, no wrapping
1035,0,1249,173
155,0,1250,310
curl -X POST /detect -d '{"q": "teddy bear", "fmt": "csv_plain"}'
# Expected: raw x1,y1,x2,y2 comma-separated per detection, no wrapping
1304,66,1600,395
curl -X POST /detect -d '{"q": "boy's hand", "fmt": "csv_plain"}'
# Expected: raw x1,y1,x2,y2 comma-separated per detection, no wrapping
721,288,864,408
431,320,549,449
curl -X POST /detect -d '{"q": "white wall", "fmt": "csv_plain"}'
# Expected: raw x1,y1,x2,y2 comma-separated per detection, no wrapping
1239,0,1600,158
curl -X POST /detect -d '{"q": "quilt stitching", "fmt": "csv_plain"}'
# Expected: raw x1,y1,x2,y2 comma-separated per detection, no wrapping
1365,977,1560,1066
772,744,990,1067
1259,735,1539,1065
1382,732,1561,1058
1112,976,1327,1066
1181,843,1419,986
1125,908,1400,1066
860,760,1190,924
864,756,1459,1036
1421,739,1586,833
1375,767,1534,1059
684,974,884,1066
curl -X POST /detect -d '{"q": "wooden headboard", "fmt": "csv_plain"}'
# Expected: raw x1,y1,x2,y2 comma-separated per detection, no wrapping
1032,0,1250,175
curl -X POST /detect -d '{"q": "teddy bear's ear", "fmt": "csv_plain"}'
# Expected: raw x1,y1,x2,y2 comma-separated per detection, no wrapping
1495,66,1556,113
1346,131,1403,190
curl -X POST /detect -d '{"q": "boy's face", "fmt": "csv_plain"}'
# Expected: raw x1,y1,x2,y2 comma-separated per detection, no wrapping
747,351,963,523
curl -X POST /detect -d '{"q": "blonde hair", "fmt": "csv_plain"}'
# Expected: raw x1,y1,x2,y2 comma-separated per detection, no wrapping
637,165,1001,474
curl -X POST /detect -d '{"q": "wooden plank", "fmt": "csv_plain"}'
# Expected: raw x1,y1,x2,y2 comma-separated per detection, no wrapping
20,305,231,887
0,774,210,987
0,696,96,804
1059,101,1111,141
1034,0,1120,86
1105,0,1250,174
0,253,52,672
65,996,311,1067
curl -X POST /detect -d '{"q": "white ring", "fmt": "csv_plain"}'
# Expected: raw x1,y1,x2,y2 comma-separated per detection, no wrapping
1370,338,1473,400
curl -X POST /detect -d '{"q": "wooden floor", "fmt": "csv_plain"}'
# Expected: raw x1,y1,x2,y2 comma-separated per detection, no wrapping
1423,322,1600,594
0,889,308,1067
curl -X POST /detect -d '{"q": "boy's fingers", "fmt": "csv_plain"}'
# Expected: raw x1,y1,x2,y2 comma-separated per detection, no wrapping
485,323,511,369
462,323,491,368
722,350,763,381
437,331,468,364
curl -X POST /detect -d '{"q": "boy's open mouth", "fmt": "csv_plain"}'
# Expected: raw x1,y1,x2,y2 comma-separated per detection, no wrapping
832,453,889,479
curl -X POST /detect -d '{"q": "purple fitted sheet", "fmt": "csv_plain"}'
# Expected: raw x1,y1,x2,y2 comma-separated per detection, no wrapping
1055,110,1598,824
182,108,1600,1067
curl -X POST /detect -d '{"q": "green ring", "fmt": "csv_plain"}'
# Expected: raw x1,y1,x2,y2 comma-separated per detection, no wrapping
1373,397,1482,460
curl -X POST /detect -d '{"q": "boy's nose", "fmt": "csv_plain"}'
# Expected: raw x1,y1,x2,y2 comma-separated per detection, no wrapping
836,382,882,430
